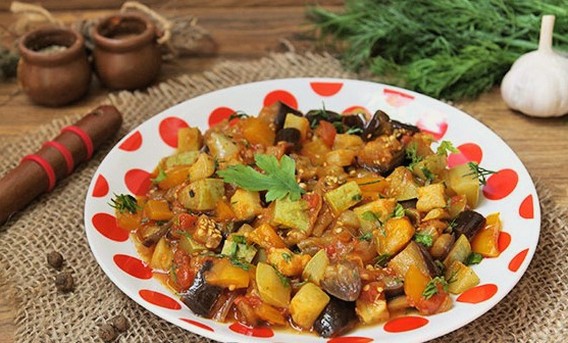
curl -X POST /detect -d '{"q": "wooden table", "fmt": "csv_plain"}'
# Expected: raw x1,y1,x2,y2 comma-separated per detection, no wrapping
1,1,567,342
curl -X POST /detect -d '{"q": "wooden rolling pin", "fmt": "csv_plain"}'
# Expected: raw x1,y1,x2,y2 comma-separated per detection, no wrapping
0,105,123,226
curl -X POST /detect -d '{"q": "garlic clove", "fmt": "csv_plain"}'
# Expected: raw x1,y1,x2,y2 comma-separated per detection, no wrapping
500,15,568,118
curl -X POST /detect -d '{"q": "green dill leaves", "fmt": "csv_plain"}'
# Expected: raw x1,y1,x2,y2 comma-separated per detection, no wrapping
309,1,568,100
436,141,459,157
109,193,140,214
374,254,390,268
217,154,305,202
422,276,449,299
467,162,496,185
415,232,434,248
465,252,484,266
405,142,422,169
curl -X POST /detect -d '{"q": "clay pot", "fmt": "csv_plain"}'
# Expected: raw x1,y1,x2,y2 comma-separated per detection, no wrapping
92,13,162,90
17,27,91,107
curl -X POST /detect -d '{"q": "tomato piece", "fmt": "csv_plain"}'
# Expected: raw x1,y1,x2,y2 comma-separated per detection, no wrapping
178,213,198,230
415,284,452,315
315,120,337,148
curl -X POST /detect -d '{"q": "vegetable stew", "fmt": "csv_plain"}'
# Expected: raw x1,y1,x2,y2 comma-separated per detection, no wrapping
111,102,502,337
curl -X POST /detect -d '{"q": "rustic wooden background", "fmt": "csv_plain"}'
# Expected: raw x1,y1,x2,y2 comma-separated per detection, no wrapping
0,1,567,342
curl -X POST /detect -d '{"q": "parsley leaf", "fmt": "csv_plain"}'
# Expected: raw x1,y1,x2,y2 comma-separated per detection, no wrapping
415,232,434,248
152,167,167,184
282,252,292,263
374,254,390,267
217,154,305,202
436,140,459,156
393,203,405,218
358,232,373,242
465,252,484,266
405,142,422,168
231,235,247,245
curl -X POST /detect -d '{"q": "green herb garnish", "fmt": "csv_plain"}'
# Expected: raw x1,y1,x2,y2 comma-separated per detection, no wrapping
232,235,247,245
309,1,568,100
109,193,140,214
282,252,292,263
421,167,435,183
230,257,250,271
274,267,291,287
436,141,459,157
152,167,167,184
361,211,382,225
415,232,434,248
228,111,249,121
393,203,405,218
465,252,484,266
405,142,422,169
358,232,373,242
217,154,305,202
466,162,496,185
422,276,449,299
345,126,364,135
374,254,390,267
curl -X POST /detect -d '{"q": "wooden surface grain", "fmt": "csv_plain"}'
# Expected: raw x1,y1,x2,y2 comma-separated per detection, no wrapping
1,1,567,342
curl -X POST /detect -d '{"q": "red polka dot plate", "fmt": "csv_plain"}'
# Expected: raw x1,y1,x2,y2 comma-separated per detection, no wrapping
85,78,540,343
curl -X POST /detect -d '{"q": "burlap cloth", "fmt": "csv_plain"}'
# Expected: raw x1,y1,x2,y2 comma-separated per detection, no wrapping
0,52,566,343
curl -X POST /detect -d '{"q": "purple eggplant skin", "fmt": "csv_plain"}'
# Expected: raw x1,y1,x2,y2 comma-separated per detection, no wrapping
313,296,357,338
453,210,487,241
180,260,222,318
305,109,342,128
275,127,301,146
320,260,362,301
274,101,304,130
341,113,366,131
418,243,442,277
362,110,419,142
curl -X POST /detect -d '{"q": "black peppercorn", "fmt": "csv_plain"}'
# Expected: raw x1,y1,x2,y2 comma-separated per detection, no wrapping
54,271,74,293
99,323,118,342
111,314,130,333
47,251,64,270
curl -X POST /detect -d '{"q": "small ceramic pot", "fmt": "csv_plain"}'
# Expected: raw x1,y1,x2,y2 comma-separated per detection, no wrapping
17,27,91,107
92,13,162,90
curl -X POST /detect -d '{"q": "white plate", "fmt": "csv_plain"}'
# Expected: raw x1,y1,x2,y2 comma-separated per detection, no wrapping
85,78,540,343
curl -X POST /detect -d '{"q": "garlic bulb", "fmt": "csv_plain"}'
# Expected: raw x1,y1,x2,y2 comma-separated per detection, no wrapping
501,15,568,117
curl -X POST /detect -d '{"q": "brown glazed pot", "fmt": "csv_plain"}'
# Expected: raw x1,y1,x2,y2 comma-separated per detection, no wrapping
17,27,91,107
92,13,162,90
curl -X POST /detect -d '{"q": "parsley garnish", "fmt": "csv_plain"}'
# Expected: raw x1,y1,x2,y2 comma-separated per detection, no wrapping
109,193,140,214
361,210,382,223
465,252,484,266
405,142,422,168
422,276,449,299
414,232,434,248
345,126,363,135
273,266,290,287
232,235,247,245
421,167,435,183
230,257,251,271
466,162,496,186
152,167,167,184
436,140,459,157
217,154,305,202
358,232,373,242
393,203,405,218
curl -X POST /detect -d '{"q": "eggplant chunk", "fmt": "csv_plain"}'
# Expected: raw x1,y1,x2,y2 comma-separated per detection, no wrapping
313,296,357,338
275,101,304,130
305,109,342,127
321,261,361,301
418,243,441,277
383,276,405,299
341,113,366,132
180,260,222,317
275,127,301,146
453,210,486,241
140,223,170,247
357,135,405,176
362,110,392,142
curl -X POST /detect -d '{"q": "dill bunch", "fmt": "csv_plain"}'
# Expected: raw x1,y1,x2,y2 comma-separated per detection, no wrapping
308,0,568,100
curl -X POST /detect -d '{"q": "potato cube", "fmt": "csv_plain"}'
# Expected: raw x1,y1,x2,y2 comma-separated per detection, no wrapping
416,183,447,212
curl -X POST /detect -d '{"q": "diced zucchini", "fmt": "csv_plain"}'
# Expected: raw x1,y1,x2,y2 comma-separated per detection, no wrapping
385,166,420,201
416,183,447,212
324,181,362,215
448,163,480,208
356,296,389,324
353,198,396,232
272,197,310,232
177,127,203,152
284,113,310,140
206,132,239,160
445,260,480,294
178,178,225,211
220,236,258,263
256,262,291,308
165,151,199,169
443,234,471,268
178,233,207,254
230,189,263,221
290,282,330,329
387,241,430,278
302,249,329,285
150,237,173,271
188,153,216,182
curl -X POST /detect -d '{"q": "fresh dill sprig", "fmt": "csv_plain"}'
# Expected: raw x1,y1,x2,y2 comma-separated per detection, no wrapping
308,0,568,100
467,162,496,185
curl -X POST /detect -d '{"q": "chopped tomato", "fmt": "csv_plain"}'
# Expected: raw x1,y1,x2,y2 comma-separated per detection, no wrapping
415,284,452,315
172,249,194,291
315,120,337,148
